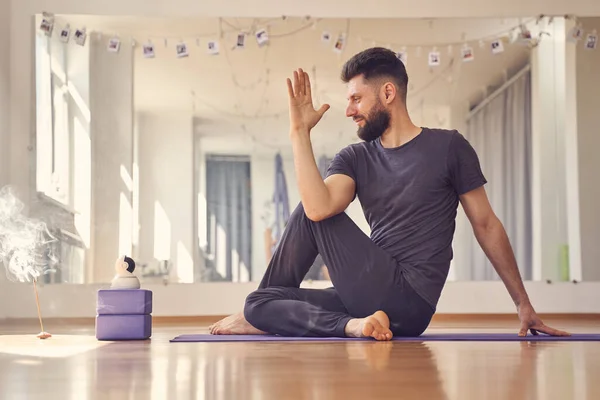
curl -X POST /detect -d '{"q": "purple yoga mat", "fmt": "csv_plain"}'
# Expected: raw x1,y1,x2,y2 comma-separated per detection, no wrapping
170,333,600,342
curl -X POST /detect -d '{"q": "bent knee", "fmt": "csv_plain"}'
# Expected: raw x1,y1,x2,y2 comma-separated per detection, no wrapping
243,290,261,323
243,287,292,322
243,288,277,324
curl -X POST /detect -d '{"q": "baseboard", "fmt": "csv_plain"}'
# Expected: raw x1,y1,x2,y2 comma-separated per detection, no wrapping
2,313,599,328
431,313,600,321
0,316,221,326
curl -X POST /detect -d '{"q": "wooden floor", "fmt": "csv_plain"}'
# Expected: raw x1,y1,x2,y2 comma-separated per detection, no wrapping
1,317,599,400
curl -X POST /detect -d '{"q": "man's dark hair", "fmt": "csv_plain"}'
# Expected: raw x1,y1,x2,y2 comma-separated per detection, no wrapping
341,47,408,102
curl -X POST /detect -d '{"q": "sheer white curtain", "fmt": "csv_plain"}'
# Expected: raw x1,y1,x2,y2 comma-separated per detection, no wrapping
203,155,253,282
454,67,533,281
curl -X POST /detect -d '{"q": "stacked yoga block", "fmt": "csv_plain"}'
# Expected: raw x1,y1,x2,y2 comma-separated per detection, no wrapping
96,289,153,340
95,256,153,341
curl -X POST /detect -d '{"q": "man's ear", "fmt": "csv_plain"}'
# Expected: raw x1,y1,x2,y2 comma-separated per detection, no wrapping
382,82,396,104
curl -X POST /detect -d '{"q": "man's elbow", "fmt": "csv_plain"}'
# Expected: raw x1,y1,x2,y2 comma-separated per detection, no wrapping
304,201,338,222
473,213,502,234
304,208,331,222
303,194,348,222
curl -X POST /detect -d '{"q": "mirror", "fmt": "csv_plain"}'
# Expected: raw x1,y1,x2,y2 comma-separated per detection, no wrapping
20,14,598,285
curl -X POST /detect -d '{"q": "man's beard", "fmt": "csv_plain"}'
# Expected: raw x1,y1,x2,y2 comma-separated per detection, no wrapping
355,101,391,142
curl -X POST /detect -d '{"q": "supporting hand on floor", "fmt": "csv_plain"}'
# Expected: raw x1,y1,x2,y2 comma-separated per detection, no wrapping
517,303,571,336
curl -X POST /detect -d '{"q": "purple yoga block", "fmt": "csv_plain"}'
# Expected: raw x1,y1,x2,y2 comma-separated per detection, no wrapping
96,314,152,340
96,289,153,315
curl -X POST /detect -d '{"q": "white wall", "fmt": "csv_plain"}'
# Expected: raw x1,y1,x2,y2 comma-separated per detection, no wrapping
0,0,10,320
2,0,600,319
577,17,600,281
0,273,6,320
136,112,194,283
7,0,600,215
2,280,599,319
8,0,600,19
0,0,9,189
89,34,134,282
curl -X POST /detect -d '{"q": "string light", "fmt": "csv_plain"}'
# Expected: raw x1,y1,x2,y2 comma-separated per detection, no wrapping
37,13,596,120
40,14,596,58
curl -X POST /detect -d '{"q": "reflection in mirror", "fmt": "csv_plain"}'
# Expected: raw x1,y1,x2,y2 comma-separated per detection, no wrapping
27,15,598,285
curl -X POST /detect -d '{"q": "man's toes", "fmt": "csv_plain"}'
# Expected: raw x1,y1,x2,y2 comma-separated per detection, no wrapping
374,330,392,341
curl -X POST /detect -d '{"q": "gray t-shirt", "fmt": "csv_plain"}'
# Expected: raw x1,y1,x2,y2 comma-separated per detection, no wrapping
326,127,487,308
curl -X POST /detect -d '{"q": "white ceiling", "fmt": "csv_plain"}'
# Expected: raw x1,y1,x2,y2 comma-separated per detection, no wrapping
56,15,537,124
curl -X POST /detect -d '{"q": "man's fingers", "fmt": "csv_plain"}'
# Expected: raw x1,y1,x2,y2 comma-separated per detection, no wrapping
536,324,571,337
304,72,312,97
293,70,300,96
298,68,305,95
518,326,528,337
286,78,294,99
317,104,330,116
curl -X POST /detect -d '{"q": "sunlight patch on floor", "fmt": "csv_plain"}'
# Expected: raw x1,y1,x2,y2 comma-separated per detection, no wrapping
0,334,110,358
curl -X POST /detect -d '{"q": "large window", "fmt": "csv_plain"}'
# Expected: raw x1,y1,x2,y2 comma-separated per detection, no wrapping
35,32,70,207
34,30,89,283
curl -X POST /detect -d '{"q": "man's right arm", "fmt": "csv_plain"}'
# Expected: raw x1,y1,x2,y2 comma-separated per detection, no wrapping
291,132,355,221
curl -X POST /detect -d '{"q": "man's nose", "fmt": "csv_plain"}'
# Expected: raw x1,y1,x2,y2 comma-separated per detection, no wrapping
345,104,355,118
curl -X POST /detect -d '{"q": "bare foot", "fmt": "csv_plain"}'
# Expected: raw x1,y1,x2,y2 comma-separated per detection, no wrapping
209,312,267,335
345,310,393,341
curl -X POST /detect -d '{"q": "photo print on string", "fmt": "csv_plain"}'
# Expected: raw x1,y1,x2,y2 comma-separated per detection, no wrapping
333,33,345,53
236,33,246,49
428,50,440,67
585,31,597,50
207,40,219,55
107,37,121,53
491,39,504,54
59,25,70,43
74,28,87,46
39,14,54,36
255,28,269,47
461,46,474,62
517,24,533,45
143,42,155,58
568,24,584,42
176,42,189,58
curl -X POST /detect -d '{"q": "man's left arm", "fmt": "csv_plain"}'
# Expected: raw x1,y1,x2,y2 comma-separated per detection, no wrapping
459,186,570,337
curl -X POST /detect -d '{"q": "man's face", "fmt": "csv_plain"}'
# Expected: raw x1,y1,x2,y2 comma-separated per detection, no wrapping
345,76,391,142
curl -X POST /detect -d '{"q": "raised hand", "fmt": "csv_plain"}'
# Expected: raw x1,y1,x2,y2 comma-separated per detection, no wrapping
286,68,330,134
517,304,571,337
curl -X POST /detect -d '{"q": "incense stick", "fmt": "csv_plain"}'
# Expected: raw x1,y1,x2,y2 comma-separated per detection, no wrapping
33,279,51,339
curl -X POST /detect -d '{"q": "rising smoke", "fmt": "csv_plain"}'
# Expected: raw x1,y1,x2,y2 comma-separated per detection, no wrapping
0,185,59,282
